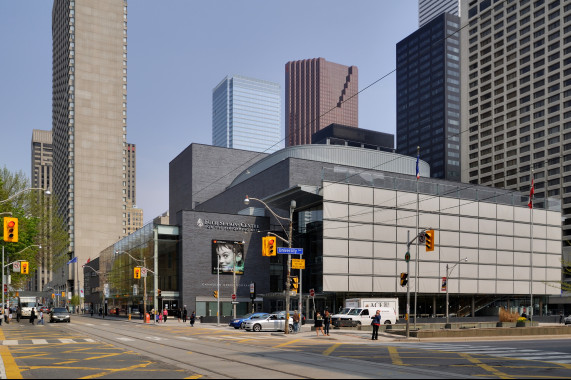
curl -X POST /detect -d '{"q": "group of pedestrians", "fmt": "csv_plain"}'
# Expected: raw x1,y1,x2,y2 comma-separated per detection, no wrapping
314,310,331,336
149,306,196,326
28,308,44,326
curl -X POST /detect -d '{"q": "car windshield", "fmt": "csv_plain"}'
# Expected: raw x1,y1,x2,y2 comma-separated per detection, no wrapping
347,308,363,316
338,308,352,314
251,313,268,319
239,313,253,319
21,302,36,308
52,308,68,313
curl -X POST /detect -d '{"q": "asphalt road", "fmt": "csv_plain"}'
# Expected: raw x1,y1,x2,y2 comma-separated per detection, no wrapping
0,316,570,379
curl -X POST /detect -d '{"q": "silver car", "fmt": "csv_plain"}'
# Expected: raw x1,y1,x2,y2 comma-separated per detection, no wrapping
244,314,293,333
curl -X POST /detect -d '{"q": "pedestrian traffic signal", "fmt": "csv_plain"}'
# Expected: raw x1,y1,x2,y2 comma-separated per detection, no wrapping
400,272,408,287
21,261,29,275
3,217,18,243
262,236,277,256
425,229,434,252
213,290,218,298
157,289,161,297
134,267,141,279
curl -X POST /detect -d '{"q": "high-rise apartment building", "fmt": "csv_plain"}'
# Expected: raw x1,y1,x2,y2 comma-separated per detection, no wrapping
212,75,281,153
285,58,358,147
31,129,53,291
419,0,459,27
460,0,569,288
51,0,128,299
125,143,142,235
396,13,462,181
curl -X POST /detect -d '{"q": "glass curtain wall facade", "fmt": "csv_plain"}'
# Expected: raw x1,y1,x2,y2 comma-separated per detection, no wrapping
212,75,281,154
460,0,571,289
397,13,462,181
419,0,460,27
95,223,179,316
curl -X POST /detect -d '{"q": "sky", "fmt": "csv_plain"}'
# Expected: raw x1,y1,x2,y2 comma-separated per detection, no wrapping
0,0,418,223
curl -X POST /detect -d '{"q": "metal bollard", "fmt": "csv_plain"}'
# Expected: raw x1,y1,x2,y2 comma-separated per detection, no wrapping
128,314,131,321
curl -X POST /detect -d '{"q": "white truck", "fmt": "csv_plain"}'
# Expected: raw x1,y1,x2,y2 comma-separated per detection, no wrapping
334,298,399,326
19,296,39,319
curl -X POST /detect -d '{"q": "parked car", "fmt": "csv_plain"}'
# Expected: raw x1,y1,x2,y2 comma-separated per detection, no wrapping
274,311,306,325
564,315,571,325
229,313,269,329
49,307,71,323
244,314,293,333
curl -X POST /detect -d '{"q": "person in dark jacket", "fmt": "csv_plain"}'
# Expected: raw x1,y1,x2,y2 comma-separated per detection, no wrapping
371,310,381,340
30,308,36,325
183,307,188,323
190,311,196,327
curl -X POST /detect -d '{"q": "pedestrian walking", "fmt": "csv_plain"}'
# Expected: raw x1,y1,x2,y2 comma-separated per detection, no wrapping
183,306,188,323
30,308,36,325
190,311,196,327
38,310,44,325
315,312,324,336
99,307,102,317
163,308,168,323
293,310,300,334
178,307,182,323
371,310,381,340
324,310,331,336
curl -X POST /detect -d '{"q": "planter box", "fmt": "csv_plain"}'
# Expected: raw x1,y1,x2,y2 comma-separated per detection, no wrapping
516,320,530,327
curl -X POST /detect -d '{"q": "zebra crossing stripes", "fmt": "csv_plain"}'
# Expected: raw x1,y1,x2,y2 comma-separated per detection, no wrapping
0,338,95,346
409,343,571,364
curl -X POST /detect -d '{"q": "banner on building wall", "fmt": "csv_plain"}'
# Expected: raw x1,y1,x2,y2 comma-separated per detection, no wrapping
212,240,245,275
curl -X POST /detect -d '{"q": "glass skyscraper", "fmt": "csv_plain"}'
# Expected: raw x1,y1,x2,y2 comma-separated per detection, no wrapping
212,75,281,153
396,12,462,181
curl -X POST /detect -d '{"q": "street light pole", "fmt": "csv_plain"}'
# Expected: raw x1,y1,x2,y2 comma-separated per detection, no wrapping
446,258,468,325
244,195,296,335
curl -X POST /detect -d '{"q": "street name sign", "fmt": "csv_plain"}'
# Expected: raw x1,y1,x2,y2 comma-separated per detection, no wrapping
277,248,303,255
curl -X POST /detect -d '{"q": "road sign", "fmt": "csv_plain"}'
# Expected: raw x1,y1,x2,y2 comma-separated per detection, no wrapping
277,247,303,255
12,262,20,273
231,294,236,300
405,252,410,262
309,289,315,297
141,267,148,278
441,277,447,292
291,258,305,269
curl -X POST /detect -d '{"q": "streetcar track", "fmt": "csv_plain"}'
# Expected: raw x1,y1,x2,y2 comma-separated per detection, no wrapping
64,320,311,379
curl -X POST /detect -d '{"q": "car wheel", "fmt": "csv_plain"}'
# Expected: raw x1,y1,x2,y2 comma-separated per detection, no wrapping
234,326,240,329
253,324,262,332
240,323,245,329
356,321,361,326
384,320,391,325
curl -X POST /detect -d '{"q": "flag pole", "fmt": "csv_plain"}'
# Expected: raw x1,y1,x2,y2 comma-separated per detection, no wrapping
414,146,420,330
530,169,534,323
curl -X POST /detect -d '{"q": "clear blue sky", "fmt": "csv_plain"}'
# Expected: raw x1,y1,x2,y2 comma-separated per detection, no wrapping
0,1,418,222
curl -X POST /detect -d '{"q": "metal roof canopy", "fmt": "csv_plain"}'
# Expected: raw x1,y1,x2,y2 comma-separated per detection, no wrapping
261,185,322,213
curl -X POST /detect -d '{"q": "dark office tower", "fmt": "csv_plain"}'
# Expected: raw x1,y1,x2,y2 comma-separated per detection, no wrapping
52,0,128,299
285,58,358,147
396,13,461,181
419,0,459,27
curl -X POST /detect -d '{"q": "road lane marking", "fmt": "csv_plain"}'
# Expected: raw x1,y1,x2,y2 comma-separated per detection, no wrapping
273,339,301,349
459,352,514,379
322,343,342,356
0,346,22,379
2,341,18,346
388,346,407,366
32,340,48,345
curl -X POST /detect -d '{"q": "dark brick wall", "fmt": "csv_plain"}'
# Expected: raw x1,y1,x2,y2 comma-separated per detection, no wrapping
169,144,267,219
177,210,270,313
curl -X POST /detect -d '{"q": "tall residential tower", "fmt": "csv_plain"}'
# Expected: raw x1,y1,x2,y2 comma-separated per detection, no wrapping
212,75,281,153
285,58,358,147
51,0,128,299
419,0,459,27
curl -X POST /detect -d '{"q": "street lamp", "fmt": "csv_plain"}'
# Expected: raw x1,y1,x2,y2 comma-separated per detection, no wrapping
1,244,41,313
446,258,468,325
116,250,156,322
0,188,51,205
83,264,105,317
244,195,296,334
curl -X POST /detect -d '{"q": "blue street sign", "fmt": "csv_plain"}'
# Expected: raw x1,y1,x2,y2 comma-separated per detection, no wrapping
277,247,303,255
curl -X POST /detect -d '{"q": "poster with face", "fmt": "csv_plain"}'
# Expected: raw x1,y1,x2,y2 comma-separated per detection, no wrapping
212,240,244,275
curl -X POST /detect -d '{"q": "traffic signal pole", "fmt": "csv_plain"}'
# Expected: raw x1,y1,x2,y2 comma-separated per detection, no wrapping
406,231,410,339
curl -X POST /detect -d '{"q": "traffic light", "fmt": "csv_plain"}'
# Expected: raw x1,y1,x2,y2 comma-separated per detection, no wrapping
3,217,18,243
213,290,218,298
21,261,29,275
157,289,162,297
262,236,277,257
400,272,408,287
291,277,299,293
425,229,434,252
134,267,141,279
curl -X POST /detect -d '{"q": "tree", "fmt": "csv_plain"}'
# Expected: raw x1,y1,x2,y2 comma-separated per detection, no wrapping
0,166,68,290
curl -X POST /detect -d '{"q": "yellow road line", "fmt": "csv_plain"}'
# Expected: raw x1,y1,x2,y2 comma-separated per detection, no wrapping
388,346,407,366
0,326,23,379
273,339,301,349
323,343,342,356
185,375,204,379
459,353,514,379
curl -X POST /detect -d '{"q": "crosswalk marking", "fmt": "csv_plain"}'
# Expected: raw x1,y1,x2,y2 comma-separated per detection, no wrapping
411,343,571,364
1,338,97,346
31,339,48,345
